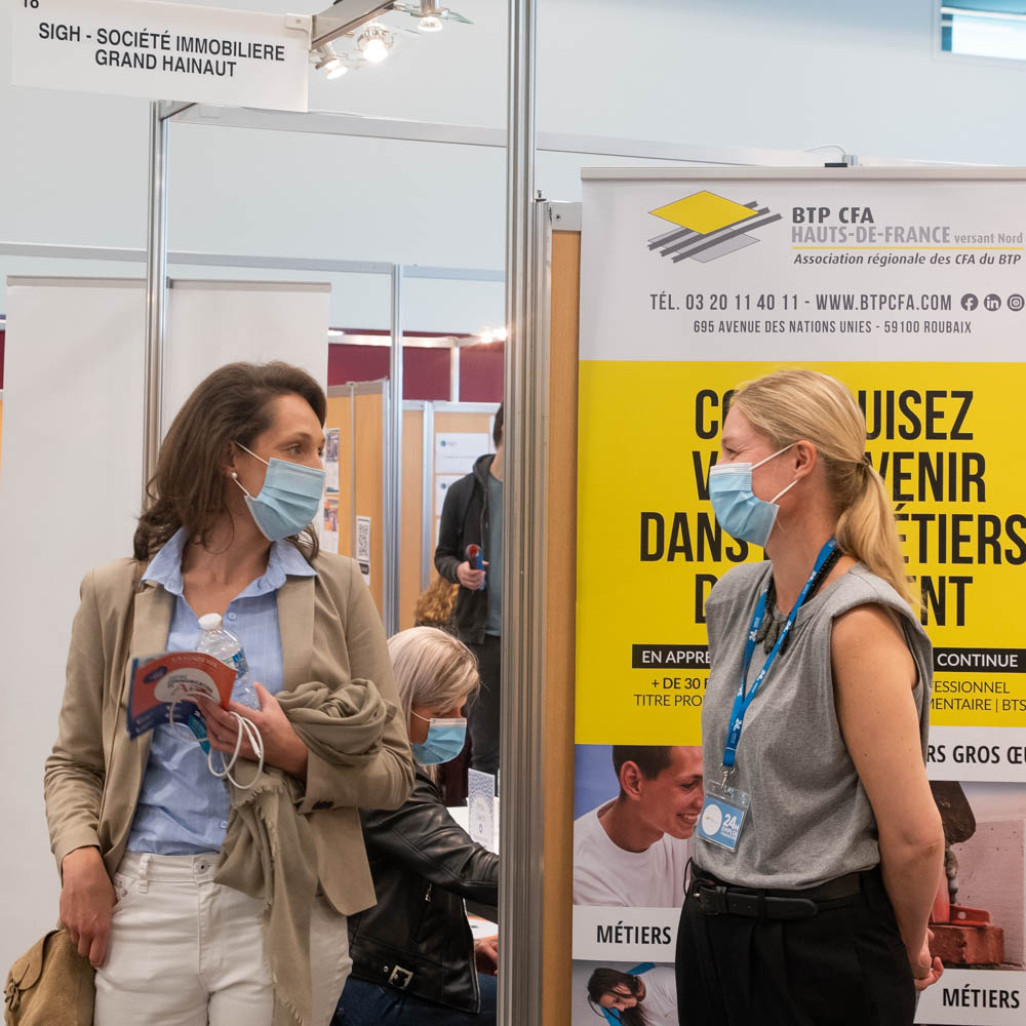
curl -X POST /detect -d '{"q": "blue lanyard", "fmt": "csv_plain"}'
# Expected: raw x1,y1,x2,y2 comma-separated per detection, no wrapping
722,538,838,769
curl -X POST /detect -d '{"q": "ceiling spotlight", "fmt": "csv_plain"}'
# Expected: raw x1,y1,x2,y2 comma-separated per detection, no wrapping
479,326,508,344
390,1,473,28
357,25,394,63
312,42,347,78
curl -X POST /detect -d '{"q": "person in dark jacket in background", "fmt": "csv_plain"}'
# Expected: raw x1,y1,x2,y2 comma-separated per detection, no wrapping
433,404,504,776
332,627,499,1026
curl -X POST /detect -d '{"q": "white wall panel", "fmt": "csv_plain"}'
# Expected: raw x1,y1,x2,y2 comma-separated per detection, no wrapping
163,279,331,435
0,274,331,971
0,278,146,971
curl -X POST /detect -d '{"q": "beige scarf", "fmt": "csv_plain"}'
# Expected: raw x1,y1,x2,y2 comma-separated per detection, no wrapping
214,677,390,1026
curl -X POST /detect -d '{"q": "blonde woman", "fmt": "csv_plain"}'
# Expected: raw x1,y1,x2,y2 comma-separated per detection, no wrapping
334,627,499,1026
676,370,944,1026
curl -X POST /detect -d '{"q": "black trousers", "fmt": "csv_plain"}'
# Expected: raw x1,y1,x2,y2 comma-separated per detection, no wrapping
676,869,915,1026
467,634,501,776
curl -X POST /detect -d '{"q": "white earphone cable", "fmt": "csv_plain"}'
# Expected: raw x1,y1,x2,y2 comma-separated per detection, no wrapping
207,711,265,790
167,690,265,790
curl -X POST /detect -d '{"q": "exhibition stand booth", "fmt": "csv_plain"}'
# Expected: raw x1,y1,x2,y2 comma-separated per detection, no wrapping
3,2,1026,1025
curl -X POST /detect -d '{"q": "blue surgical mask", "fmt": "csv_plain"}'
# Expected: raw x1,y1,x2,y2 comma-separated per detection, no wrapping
410,713,468,765
232,442,325,542
708,444,797,548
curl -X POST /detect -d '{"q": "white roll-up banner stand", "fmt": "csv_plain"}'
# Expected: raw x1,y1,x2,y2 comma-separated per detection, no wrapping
0,276,329,972
572,169,1026,1026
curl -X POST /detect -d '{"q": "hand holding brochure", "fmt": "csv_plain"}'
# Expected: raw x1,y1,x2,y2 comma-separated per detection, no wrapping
126,651,237,738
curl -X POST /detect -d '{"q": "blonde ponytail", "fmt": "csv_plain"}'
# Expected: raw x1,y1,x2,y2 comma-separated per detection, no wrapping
835,461,917,607
732,369,917,609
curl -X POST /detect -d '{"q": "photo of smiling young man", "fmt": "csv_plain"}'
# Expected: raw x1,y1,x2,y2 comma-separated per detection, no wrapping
574,745,704,908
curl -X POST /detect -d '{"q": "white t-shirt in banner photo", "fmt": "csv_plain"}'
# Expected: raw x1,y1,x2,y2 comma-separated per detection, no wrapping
637,965,677,1026
573,800,690,908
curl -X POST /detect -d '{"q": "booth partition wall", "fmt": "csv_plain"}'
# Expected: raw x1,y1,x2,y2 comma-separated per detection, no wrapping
322,375,498,625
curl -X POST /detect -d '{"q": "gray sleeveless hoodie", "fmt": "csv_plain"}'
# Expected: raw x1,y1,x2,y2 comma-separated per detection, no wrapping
695,562,932,889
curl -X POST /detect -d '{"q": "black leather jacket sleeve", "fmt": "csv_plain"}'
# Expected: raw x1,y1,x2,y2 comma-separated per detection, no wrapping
360,771,499,904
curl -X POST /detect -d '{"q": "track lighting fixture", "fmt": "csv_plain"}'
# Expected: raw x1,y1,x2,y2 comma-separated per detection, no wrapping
357,24,394,63
312,42,348,78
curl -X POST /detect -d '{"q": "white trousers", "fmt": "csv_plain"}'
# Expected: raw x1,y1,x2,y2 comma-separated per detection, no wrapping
94,851,351,1026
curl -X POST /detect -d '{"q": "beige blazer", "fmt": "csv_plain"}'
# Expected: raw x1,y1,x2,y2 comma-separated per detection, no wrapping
43,551,414,916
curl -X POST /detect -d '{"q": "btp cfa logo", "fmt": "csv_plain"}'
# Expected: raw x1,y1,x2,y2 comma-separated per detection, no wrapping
647,190,781,265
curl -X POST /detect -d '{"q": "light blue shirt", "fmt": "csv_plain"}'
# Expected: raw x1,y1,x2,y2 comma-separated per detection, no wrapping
127,528,316,855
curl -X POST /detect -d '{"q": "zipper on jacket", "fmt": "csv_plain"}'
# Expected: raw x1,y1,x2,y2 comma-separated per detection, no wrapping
425,883,433,902
466,899,481,1007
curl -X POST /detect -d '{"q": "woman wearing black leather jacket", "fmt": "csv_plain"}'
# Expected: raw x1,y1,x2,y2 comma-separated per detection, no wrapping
333,627,499,1025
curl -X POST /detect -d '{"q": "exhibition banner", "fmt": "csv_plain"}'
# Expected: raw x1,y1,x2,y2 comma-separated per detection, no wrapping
11,0,312,112
573,170,1026,1026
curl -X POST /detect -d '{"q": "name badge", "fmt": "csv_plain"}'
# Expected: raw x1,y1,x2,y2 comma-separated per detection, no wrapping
696,779,750,853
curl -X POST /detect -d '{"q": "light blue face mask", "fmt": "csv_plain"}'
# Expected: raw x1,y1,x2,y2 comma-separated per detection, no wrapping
232,442,325,542
708,444,797,548
410,713,468,765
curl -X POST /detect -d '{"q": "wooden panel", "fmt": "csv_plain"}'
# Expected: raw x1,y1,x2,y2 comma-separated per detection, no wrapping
432,411,496,436
543,230,582,1026
354,392,385,615
400,408,424,631
324,394,353,557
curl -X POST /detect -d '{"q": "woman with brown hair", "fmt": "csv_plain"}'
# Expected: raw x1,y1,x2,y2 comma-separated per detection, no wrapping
44,361,413,1026
587,965,676,1026
676,369,944,1025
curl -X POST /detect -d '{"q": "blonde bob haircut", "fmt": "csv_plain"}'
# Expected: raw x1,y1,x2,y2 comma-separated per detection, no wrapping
388,626,481,725
731,368,915,608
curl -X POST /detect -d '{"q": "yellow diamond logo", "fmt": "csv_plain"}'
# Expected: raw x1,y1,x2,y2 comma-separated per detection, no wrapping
649,191,758,234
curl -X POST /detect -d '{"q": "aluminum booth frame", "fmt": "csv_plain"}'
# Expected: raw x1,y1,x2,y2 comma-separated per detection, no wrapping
141,4,546,1020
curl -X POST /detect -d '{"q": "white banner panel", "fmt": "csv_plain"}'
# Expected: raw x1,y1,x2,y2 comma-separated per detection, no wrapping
163,279,330,437
915,970,1026,1025
572,906,679,962
929,727,1026,783
580,167,1026,363
0,277,146,974
574,168,1026,1026
0,273,331,973
11,0,312,112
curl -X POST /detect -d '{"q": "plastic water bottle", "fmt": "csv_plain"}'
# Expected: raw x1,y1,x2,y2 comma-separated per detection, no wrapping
195,613,259,709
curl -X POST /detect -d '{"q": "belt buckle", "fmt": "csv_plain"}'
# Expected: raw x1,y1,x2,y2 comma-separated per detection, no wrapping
698,883,727,916
388,966,414,989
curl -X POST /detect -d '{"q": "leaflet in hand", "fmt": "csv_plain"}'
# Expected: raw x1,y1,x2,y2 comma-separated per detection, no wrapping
126,651,235,738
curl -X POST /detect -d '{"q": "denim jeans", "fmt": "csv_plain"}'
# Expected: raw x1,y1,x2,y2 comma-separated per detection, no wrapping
333,974,497,1026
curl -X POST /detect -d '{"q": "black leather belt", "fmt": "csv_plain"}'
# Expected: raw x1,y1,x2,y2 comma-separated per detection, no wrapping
688,868,875,921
